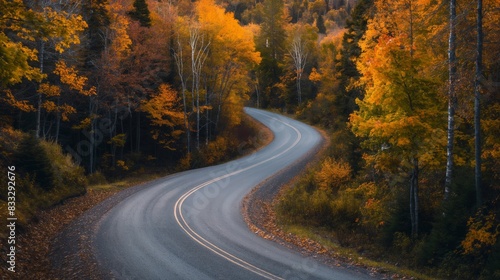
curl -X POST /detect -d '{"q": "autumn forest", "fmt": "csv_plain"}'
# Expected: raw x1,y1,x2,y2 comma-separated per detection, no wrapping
1,0,499,278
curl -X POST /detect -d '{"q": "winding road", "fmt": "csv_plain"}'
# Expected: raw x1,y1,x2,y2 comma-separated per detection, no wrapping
92,108,375,279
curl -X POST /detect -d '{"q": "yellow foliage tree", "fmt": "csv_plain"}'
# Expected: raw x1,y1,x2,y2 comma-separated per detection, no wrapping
351,0,446,237
141,84,184,150
462,210,500,256
196,0,261,128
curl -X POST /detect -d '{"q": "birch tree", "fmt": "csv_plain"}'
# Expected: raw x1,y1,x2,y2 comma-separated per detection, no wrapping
189,24,210,150
173,19,192,154
289,25,309,105
444,0,457,200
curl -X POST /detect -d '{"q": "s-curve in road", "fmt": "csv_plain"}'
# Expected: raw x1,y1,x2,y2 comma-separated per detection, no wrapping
93,108,376,280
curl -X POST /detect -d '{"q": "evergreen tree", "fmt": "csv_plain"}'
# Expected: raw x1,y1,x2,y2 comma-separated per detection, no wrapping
82,0,111,68
255,0,288,108
316,14,326,34
128,0,152,28
336,0,372,119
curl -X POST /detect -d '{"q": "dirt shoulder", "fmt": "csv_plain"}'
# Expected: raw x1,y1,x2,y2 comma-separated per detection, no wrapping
1,189,119,279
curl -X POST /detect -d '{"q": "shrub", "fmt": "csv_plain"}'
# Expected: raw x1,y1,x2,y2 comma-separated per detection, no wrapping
87,171,108,185
315,157,351,192
14,134,55,191
40,140,87,198
1,131,87,229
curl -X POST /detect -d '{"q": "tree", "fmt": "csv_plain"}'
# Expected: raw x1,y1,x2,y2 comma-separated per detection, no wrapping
141,84,184,150
474,0,483,207
171,0,260,152
1,0,87,139
196,0,261,130
255,0,288,107
128,0,152,27
289,28,308,105
173,17,192,154
336,0,372,120
51,60,96,142
351,0,445,238
188,24,210,150
444,0,458,200
316,14,326,34
0,0,85,86
288,24,316,105
82,0,110,69
0,0,43,86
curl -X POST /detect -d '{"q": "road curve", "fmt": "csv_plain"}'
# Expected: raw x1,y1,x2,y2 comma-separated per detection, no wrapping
93,108,375,280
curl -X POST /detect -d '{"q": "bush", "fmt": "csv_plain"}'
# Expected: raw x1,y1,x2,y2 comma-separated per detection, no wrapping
315,157,351,192
14,134,55,191
417,172,475,267
40,140,87,198
0,131,87,229
87,171,108,185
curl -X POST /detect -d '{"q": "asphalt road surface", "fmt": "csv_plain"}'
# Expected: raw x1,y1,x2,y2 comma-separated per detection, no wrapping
93,108,376,280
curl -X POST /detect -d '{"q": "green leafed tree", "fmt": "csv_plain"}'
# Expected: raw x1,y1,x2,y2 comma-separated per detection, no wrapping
82,0,111,68
128,0,152,27
255,0,288,108
335,0,373,120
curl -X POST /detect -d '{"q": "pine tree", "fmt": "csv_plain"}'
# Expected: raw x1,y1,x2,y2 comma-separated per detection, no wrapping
336,0,372,119
444,0,458,200
128,0,152,28
316,14,327,34
82,0,111,68
255,0,288,107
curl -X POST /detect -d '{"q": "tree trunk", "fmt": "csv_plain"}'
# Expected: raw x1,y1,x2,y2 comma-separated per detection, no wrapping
190,28,199,150
296,70,302,104
90,118,95,174
55,113,61,143
36,41,45,139
173,35,191,154
410,157,419,238
182,88,191,155
474,0,483,208
205,87,210,146
290,33,307,105
444,0,457,200
189,27,209,150
88,95,97,174
136,111,141,153
255,77,260,108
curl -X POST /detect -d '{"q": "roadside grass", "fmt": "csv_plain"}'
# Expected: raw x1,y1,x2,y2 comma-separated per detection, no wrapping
282,223,438,280
87,170,166,192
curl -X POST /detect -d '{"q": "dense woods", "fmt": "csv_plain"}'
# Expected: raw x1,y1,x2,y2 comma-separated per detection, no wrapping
277,0,500,278
0,0,499,278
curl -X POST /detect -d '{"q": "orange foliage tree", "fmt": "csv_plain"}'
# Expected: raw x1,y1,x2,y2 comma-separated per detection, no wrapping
141,84,184,150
